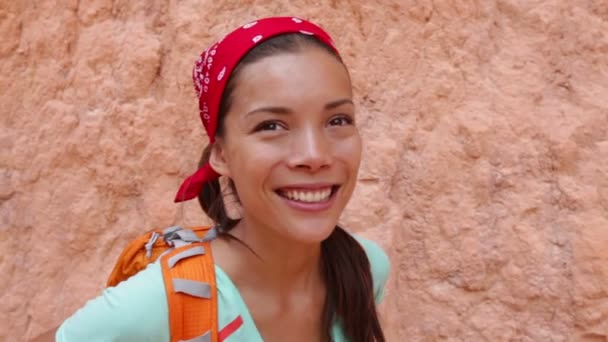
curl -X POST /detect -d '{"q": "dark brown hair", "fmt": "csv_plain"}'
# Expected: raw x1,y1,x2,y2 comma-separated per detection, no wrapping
197,34,385,342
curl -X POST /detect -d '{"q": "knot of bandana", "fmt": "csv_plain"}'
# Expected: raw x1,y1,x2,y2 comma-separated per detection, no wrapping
174,16,340,202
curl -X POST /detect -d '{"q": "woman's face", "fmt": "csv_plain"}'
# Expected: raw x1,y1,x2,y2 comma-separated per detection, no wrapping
212,45,361,244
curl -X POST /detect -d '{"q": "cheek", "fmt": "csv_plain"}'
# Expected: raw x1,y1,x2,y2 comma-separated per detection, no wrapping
225,140,285,185
336,134,362,170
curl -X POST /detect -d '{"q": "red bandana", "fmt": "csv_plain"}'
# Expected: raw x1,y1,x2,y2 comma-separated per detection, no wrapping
174,17,340,202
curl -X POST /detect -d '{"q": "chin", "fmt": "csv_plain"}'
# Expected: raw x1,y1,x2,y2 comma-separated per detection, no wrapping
282,218,338,244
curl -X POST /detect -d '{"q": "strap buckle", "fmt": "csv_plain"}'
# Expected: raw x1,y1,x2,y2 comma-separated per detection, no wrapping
163,226,202,248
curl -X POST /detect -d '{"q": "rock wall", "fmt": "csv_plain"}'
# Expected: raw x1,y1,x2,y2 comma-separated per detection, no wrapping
2,0,607,340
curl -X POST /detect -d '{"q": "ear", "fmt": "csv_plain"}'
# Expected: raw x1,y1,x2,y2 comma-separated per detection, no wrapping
209,140,231,178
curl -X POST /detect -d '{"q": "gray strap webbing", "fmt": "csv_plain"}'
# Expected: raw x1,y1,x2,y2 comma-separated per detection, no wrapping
174,229,203,242
163,225,183,235
173,279,211,299
172,239,190,249
168,246,205,268
144,232,160,258
178,331,211,342
202,226,218,242
163,226,203,247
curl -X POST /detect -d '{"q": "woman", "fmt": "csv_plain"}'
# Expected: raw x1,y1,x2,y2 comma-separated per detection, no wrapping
50,16,390,342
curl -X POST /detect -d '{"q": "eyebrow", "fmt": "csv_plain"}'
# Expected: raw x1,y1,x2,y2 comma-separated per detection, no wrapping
245,98,354,117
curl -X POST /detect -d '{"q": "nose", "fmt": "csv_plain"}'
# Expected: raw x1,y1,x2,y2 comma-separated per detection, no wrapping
288,127,332,172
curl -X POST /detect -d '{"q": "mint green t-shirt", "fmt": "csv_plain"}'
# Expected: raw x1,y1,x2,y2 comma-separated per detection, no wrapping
56,235,390,341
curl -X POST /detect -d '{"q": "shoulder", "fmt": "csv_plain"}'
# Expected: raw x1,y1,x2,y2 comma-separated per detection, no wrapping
353,234,391,304
56,261,169,342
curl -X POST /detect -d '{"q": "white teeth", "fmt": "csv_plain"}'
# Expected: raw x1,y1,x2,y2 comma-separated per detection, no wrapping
305,192,313,202
283,188,332,203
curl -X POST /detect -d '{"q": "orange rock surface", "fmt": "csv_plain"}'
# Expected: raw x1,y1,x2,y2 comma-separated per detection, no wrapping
2,1,607,341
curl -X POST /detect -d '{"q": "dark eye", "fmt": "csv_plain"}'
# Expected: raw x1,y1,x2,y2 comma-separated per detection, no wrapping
254,120,285,132
329,115,354,126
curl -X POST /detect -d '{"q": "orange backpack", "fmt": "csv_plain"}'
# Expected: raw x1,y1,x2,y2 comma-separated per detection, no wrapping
107,225,219,342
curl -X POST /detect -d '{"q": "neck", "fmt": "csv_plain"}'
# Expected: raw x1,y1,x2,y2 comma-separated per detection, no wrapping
221,219,324,293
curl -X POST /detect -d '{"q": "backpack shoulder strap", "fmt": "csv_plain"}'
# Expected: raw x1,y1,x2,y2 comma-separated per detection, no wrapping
160,227,219,342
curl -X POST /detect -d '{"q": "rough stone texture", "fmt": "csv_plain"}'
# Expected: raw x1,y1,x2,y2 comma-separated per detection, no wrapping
2,0,607,341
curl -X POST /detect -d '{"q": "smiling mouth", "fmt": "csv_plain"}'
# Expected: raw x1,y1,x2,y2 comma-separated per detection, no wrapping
276,185,340,203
